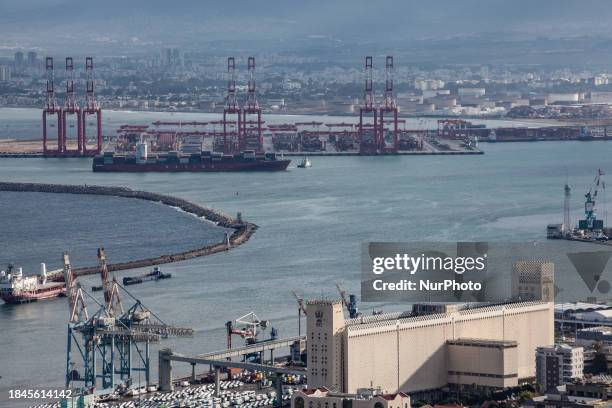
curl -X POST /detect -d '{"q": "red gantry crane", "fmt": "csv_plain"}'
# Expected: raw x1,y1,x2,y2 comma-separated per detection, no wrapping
378,56,399,153
241,57,263,152
61,57,83,155
42,57,62,155
223,57,241,154
359,56,378,154
82,57,103,155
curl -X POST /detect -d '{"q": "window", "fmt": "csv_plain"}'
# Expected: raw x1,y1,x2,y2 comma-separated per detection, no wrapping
374,402,384,408
295,397,305,408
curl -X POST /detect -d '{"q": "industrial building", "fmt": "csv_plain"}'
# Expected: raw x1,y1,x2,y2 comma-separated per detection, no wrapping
536,344,584,391
306,299,554,395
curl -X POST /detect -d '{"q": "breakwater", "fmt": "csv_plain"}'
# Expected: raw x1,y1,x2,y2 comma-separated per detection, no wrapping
0,181,257,278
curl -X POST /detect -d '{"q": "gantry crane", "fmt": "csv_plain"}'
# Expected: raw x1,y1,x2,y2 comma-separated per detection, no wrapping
61,57,83,155
223,57,241,154
42,57,62,155
358,56,378,154
66,249,193,393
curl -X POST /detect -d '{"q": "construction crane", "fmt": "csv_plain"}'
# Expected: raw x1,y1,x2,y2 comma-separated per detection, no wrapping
335,283,360,319
292,290,307,336
579,169,605,237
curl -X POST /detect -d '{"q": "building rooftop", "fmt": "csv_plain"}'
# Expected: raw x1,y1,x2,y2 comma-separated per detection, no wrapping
555,302,611,313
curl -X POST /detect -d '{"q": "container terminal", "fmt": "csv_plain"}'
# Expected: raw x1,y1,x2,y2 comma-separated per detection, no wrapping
0,55,487,163
3,54,611,161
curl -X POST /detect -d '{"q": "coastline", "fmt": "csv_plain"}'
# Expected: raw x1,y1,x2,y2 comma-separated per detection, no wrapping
0,181,257,279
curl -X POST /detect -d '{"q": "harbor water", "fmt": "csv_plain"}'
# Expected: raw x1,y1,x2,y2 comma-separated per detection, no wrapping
1,140,612,400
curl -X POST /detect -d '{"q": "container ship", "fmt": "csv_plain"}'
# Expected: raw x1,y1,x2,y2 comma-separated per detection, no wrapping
93,145,290,172
123,267,172,286
0,263,65,304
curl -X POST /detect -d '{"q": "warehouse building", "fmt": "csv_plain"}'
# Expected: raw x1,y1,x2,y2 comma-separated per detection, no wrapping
306,300,554,395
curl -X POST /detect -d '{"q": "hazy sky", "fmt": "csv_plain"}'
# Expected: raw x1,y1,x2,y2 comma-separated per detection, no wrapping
1,0,612,53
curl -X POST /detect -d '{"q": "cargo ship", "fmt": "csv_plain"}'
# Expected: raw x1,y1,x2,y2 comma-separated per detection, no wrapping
123,267,172,286
93,147,290,172
0,263,66,304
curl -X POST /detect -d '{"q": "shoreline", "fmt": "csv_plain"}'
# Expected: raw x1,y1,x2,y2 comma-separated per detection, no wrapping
0,181,257,279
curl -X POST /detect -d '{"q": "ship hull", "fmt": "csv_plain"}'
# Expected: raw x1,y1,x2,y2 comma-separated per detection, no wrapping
0,286,66,304
93,160,291,172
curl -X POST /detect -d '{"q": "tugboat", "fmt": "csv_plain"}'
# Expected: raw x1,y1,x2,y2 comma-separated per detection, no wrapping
122,267,172,286
297,157,312,168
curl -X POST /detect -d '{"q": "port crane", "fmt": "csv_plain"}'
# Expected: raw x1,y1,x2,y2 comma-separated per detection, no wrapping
292,290,307,336
98,247,123,316
226,312,278,360
335,283,360,319
580,169,606,237
65,249,193,393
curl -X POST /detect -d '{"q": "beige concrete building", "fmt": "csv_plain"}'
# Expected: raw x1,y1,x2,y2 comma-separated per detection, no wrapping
291,388,411,408
306,300,554,395
513,260,555,302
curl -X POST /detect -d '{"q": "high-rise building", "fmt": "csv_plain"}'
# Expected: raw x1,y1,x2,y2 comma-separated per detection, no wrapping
172,48,183,67
536,344,584,392
161,48,183,67
27,51,37,66
0,66,10,82
14,51,24,67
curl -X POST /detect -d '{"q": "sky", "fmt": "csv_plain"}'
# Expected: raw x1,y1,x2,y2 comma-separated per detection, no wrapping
1,0,612,55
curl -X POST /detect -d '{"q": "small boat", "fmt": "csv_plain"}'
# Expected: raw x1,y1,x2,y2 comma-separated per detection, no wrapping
123,267,172,286
297,157,312,168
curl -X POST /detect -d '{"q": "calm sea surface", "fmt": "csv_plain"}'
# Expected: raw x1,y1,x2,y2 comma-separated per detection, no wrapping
0,114,611,403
